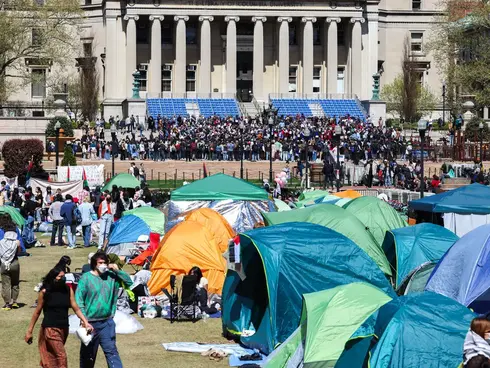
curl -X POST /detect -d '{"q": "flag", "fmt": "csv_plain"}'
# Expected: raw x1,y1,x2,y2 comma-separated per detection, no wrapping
82,168,89,188
67,165,70,182
25,160,33,185
203,162,208,178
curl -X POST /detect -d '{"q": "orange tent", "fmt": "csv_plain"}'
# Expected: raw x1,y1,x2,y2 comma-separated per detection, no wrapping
148,220,227,295
333,190,362,199
185,208,235,253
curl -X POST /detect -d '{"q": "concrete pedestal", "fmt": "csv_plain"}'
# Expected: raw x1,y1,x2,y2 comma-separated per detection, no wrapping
362,100,386,125
125,98,147,128
102,99,124,120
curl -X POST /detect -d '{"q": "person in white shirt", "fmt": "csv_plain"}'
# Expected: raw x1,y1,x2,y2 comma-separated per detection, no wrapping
188,266,218,316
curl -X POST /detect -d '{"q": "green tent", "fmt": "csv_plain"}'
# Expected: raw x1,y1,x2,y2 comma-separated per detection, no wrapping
297,190,331,202
265,283,393,368
102,173,140,191
274,198,291,212
170,173,268,201
398,262,437,295
262,204,391,275
343,197,408,246
294,194,340,208
0,205,25,227
123,206,165,234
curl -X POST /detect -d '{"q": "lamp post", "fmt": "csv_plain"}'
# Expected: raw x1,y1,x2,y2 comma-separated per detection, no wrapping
334,125,342,192
418,119,427,198
442,82,446,127
263,103,278,183
54,121,61,168
304,127,311,189
480,121,484,163
239,120,245,179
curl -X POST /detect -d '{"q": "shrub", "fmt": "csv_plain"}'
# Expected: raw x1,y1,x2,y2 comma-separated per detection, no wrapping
2,139,44,178
61,144,77,166
45,116,74,137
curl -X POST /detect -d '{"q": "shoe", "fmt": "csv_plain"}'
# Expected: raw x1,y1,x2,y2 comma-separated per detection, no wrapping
34,241,45,248
11,303,19,309
2,304,11,311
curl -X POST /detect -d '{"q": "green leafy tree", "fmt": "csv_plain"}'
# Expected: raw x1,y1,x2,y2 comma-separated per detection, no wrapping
61,143,76,166
465,116,490,141
45,116,74,137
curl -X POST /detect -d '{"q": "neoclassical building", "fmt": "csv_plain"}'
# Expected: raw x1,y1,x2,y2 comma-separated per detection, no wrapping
6,0,444,119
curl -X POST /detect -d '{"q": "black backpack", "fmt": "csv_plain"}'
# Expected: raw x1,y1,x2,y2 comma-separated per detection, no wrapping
133,167,140,177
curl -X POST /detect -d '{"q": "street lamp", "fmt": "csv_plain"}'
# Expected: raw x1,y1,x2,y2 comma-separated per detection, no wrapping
54,121,61,168
479,121,484,163
263,103,279,183
442,82,446,127
239,119,245,179
418,119,427,198
334,125,342,192
303,127,311,189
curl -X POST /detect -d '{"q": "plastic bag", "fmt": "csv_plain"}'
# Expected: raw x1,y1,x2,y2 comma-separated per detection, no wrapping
69,310,144,335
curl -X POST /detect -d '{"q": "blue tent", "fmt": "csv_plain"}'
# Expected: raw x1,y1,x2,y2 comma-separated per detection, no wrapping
382,223,459,289
108,215,151,245
409,183,490,214
426,224,490,313
222,222,396,355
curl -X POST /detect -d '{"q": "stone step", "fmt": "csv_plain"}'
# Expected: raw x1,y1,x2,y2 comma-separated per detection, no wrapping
443,177,471,184
440,183,470,190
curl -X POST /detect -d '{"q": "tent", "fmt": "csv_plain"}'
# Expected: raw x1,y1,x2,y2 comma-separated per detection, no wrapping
297,190,331,202
222,223,396,355
425,224,490,313
107,215,152,255
123,207,165,235
382,223,459,289
102,173,140,191
398,262,436,295
343,197,408,246
262,204,391,275
333,189,362,199
148,220,227,295
273,198,292,212
264,283,393,368
409,183,490,236
184,208,235,253
369,292,475,368
295,194,340,208
170,173,268,201
0,205,25,227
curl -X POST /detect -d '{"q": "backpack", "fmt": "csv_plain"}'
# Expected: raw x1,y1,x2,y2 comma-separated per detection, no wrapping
133,167,140,177
72,206,82,225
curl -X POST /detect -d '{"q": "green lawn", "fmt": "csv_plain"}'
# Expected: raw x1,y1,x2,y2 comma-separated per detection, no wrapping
0,239,229,368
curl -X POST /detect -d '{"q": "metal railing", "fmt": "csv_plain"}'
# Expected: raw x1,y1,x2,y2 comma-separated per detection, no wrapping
269,93,358,100
146,92,237,99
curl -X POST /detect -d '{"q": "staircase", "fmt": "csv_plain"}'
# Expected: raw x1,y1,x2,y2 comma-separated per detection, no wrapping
440,177,471,191
242,102,260,117
308,103,324,118
185,102,200,118
354,96,368,118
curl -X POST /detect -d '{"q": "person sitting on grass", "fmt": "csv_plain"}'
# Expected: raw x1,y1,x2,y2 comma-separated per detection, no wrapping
0,214,21,310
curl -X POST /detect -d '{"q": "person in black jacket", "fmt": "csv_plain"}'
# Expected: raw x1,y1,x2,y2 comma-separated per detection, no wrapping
323,160,334,190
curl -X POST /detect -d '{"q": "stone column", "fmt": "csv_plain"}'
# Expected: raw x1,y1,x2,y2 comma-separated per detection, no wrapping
277,17,292,94
252,16,267,102
326,18,340,94
350,17,365,97
302,17,317,94
149,15,164,95
198,16,214,94
124,15,139,98
174,15,189,94
225,16,239,95
105,15,117,99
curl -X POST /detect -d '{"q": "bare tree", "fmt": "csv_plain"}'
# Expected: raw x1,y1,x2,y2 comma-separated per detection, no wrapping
401,37,419,122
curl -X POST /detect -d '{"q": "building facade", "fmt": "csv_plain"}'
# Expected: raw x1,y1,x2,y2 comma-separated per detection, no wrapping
6,0,444,119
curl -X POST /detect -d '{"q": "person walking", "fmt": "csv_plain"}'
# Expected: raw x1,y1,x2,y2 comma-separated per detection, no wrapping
79,196,96,247
0,214,21,310
25,266,92,368
59,194,77,250
76,252,133,368
48,194,64,247
98,195,113,251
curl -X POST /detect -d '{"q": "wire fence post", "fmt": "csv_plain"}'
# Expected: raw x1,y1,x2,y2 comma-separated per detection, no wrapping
158,172,160,184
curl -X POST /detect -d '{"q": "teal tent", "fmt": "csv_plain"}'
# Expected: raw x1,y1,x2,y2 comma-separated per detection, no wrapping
398,262,437,295
0,205,25,227
170,173,268,201
262,204,391,275
222,222,396,355
343,197,408,246
382,223,459,289
102,173,140,191
273,198,292,212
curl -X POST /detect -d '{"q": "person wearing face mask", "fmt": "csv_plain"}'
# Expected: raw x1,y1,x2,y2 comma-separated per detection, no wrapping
75,252,132,368
25,266,92,368
464,317,490,367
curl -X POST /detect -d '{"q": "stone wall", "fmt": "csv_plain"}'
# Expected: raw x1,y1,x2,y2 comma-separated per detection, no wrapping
0,117,50,147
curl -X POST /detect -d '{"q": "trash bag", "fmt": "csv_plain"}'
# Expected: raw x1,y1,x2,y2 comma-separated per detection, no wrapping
69,310,144,335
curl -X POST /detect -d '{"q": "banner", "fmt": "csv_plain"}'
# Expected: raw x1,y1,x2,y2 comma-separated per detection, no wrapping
0,176,18,188
57,165,105,187
30,178,84,199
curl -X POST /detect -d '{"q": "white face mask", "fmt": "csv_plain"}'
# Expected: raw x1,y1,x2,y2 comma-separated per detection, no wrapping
97,264,108,274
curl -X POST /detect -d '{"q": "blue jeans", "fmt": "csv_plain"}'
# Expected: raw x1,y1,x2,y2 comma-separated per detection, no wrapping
80,318,122,368
82,225,91,247
66,224,77,247
99,214,113,249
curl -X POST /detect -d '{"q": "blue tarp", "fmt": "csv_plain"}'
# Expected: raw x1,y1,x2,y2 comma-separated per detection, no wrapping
425,224,490,313
409,183,490,214
108,215,151,245
382,223,459,289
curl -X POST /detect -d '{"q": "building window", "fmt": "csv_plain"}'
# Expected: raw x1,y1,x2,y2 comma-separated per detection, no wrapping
313,66,321,93
337,67,345,94
162,23,173,44
83,43,92,57
410,32,423,53
412,0,421,10
338,21,345,46
162,64,172,92
137,22,149,44
137,64,148,91
186,23,197,45
32,28,42,46
31,69,46,98
186,65,196,92
288,66,297,92
289,24,297,45
313,24,321,45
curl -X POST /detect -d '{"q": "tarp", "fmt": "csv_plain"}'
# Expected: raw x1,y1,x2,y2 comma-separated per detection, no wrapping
102,173,140,191
170,173,268,201
108,215,151,245
148,220,228,295
0,206,25,227
184,208,235,253
123,207,165,235
443,212,490,237
30,178,83,200
382,223,459,289
343,197,408,246
222,222,396,355
262,204,391,275
369,292,475,368
274,198,291,212
409,183,490,214
425,224,490,313
333,190,362,199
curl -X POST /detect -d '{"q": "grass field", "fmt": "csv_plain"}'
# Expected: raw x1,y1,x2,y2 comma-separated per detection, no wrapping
0,239,229,368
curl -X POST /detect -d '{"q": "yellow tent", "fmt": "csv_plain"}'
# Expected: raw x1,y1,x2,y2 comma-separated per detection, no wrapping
185,208,235,253
334,190,362,199
148,220,227,295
